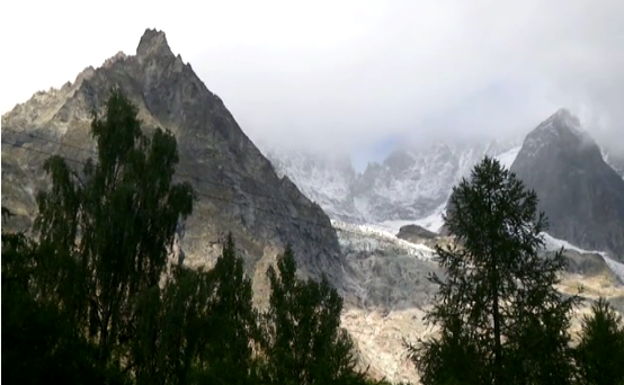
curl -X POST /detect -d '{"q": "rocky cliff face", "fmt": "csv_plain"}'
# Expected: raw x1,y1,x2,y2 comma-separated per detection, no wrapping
510,109,624,261
0,29,359,299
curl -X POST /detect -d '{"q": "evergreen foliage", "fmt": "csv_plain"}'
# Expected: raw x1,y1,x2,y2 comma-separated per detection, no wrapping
261,246,368,385
1,88,373,385
408,156,579,385
575,297,624,385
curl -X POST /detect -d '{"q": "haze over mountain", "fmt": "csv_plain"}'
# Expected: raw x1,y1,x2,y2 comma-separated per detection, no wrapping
262,136,524,223
3,0,624,166
266,108,624,263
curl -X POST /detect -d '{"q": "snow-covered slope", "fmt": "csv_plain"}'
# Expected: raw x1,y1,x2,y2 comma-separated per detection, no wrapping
264,136,523,224
333,216,624,289
261,146,361,222
497,146,522,170
382,145,523,234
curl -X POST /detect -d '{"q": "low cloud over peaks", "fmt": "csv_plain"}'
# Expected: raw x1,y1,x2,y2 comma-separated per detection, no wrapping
2,0,623,158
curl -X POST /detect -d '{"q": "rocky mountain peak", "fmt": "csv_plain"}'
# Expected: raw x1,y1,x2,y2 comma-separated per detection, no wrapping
136,28,174,63
541,108,584,137
521,108,598,162
2,28,357,304
511,111,624,261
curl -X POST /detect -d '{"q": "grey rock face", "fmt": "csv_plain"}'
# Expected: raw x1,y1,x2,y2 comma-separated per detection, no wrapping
333,221,441,310
0,29,357,296
396,224,438,245
510,108,624,262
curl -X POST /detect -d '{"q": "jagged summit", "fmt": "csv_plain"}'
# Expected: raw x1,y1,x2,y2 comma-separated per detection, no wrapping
511,111,624,261
136,28,174,62
266,136,523,224
536,108,583,135
520,108,597,161
1,28,356,301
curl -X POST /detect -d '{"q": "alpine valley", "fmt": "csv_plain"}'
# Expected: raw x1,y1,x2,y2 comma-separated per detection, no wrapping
2,29,624,384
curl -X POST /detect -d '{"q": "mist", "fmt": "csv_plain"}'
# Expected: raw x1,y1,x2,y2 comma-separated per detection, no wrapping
2,0,623,160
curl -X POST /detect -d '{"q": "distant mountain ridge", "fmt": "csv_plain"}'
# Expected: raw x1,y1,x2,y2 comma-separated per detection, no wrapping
265,109,624,261
262,135,524,224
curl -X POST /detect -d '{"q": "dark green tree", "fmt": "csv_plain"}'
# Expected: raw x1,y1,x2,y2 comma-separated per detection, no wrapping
409,315,484,385
131,264,214,385
192,232,260,384
575,297,624,385
262,246,367,385
407,156,578,385
32,87,194,373
1,231,128,384
130,232,260,385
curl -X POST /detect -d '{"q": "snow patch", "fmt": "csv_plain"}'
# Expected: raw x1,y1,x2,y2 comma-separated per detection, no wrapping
495,146,521,170
332,220,436,261
541,232,624,283
367,219,416,236
541,232,607,256
367,202,447,236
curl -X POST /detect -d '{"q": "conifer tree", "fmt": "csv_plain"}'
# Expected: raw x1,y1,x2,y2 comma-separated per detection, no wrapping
575,297,624,385
408,156,578,385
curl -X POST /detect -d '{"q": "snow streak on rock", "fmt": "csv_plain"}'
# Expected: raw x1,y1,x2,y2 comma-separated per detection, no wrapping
542,232,624,283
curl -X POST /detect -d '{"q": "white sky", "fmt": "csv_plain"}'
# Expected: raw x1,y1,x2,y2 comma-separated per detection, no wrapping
2,0,624,159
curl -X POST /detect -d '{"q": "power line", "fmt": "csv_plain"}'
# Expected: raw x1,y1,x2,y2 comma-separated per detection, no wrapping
2,133,428,245
2,130,315,208
0,138,343,232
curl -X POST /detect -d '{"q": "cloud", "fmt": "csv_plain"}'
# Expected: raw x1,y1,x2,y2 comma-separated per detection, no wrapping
2,0,623,157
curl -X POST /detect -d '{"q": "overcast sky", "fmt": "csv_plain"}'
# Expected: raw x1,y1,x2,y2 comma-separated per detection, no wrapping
2,0,623,163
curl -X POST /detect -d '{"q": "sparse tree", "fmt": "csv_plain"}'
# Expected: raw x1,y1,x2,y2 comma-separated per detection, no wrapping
407,156,578,385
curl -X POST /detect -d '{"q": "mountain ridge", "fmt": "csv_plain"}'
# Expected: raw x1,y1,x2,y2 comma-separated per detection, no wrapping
1,28,359,301
510,108,624,261
262,135,525,224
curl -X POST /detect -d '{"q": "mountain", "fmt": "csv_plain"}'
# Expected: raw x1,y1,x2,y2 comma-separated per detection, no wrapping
264,136,523,224
335,219,624,383
261,145,360,222
0,29,358,298
510,108,624,261
602,147,624,179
